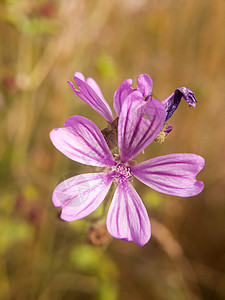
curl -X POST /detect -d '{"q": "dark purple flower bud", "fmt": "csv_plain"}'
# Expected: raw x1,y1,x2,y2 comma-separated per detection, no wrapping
162,87,198,122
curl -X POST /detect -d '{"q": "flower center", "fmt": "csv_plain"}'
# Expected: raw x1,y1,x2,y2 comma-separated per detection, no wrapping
113,163,133,183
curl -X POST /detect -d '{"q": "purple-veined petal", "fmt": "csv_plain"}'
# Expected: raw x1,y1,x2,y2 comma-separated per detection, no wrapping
53,172,113,221
50,116,116,167
106,180,151,246
113,78,133,116
162,87,198,121
86,77,106,102
113,75,153,116
118,92,166,162
132,153,205,197
67,73,113,123
136,74,153,97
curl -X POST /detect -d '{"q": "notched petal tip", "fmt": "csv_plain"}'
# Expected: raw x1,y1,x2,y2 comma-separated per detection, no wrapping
197,155,205,170
67,80,78,93
132,153,205,197
190,154,205,175
73,75,85,87
194,180,204,194
137,74,153,97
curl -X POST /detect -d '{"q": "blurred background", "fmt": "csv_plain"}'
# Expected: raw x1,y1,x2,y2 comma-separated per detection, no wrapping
0,0,225,299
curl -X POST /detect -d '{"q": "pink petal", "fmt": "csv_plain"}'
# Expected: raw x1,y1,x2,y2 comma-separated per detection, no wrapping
50,116,116,167
132,153,205,197
106,180,151,246
118,93,166,162
67,72,113,123
136,74,153,97
113,78,133,116
86,77,106,102
53,172,113,221
74,71,85,81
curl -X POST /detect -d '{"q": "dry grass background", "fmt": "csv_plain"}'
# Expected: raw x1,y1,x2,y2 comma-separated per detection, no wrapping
0,0,225,299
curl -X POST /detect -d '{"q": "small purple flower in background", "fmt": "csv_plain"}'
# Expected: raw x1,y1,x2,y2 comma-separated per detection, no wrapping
50,94,204,246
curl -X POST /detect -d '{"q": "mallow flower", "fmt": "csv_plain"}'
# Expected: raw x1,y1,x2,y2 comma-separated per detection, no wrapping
50,93,204,246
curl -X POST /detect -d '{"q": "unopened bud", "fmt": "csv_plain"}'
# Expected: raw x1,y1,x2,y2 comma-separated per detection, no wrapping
88,224,110,246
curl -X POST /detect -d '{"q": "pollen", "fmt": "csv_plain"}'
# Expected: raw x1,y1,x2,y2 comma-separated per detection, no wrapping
155,131,167,143
154,122,171,143
112,163,133,183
